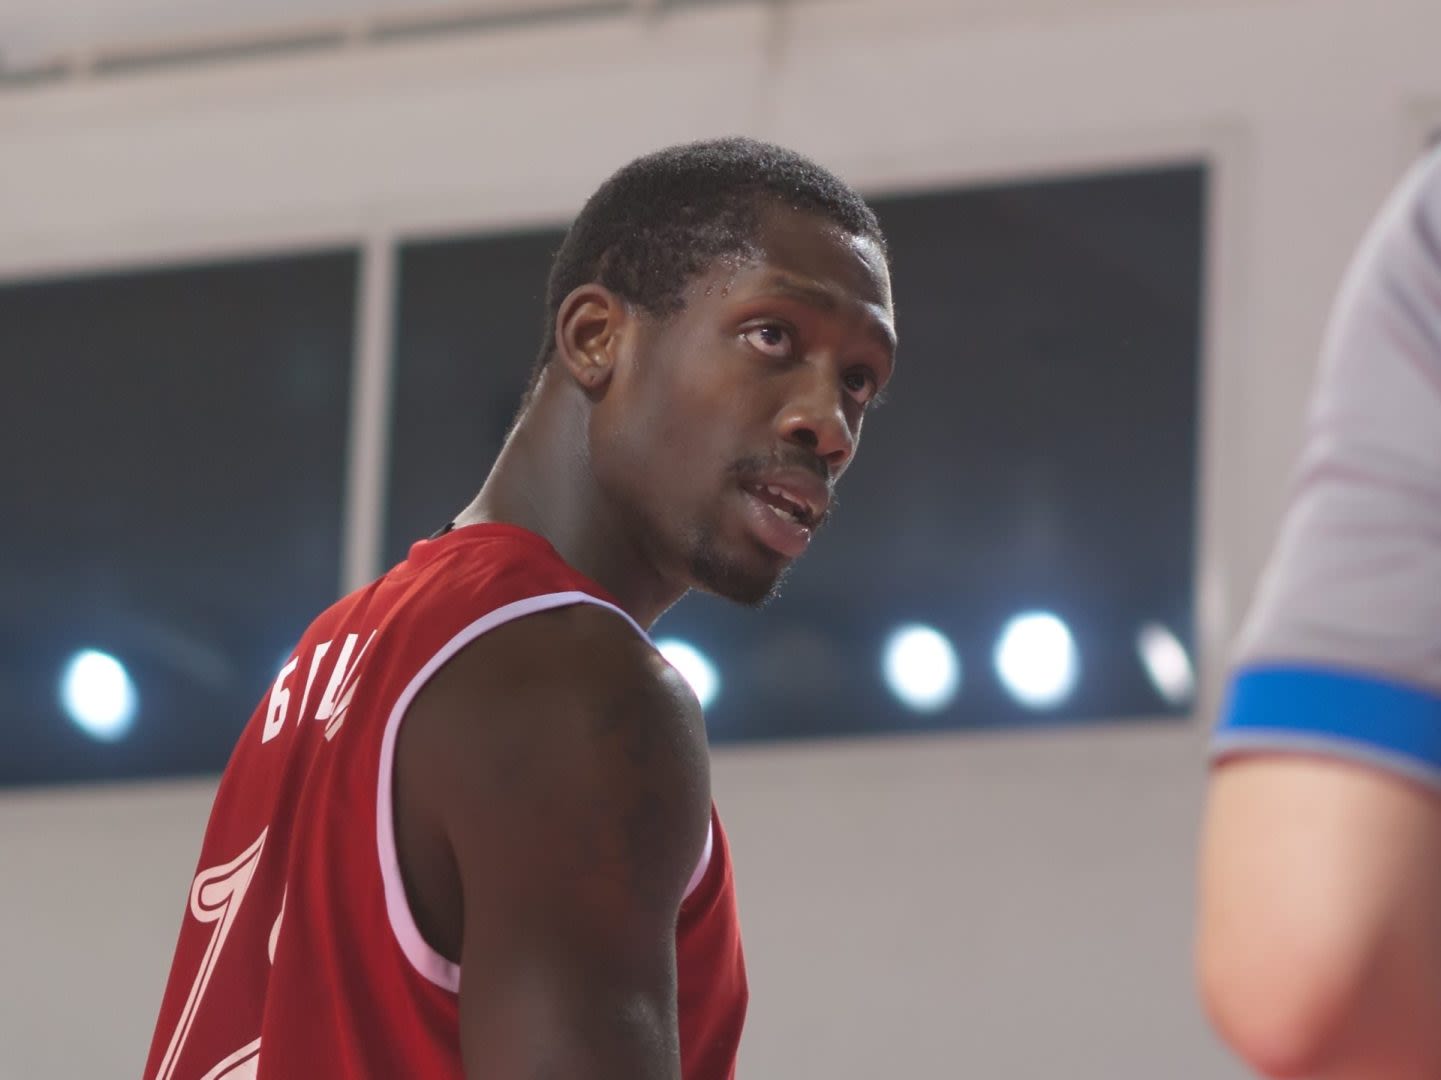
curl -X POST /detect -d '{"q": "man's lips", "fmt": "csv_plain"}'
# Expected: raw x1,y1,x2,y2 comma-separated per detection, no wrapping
739,469,830,528
735,468,832,559
738,487,815,558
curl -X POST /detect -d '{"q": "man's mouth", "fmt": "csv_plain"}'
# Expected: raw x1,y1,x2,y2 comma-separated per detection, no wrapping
737,472,831,559
746,483,817,527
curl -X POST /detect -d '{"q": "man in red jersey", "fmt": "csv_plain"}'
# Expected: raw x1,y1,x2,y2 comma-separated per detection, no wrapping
144,137,896,1079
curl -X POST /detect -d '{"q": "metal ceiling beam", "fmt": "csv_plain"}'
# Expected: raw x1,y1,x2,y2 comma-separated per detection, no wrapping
0,0,673,85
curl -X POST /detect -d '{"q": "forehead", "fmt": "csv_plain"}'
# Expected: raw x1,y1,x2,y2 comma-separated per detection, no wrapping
731,205,892,312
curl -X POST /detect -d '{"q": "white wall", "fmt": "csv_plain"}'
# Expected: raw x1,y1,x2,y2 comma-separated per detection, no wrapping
4,0,1441,1075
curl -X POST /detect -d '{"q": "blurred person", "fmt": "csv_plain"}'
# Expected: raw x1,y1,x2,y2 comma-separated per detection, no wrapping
1198,147,1441,1078
143,137,896,1080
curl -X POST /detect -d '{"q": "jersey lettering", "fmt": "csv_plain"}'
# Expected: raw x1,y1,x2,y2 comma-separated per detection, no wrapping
268,888,286,964
153,830,268,1080
259,660,299,744
318,630,376,740
198,1038,261,1080
259,630,375,746
294,641,332,738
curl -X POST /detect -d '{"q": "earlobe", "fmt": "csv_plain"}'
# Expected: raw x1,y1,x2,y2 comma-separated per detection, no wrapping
555,284,624,393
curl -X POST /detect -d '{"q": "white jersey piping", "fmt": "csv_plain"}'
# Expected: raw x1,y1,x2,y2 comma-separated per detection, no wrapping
375,589,714,993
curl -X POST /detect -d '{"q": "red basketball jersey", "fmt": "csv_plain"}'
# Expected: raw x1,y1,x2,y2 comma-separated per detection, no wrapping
144,523,748,1080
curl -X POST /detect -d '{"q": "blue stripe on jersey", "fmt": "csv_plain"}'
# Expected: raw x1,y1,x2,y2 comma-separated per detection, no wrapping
1216,665,1441,782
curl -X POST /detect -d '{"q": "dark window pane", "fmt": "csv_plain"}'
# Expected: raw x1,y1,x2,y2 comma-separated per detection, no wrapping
0,251,356,785
385,229,561,564
386,164,1205,740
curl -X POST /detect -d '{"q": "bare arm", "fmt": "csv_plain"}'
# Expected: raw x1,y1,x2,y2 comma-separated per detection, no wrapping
1198,149,1441,1079
1198,755,1441,1078
398,604,711,1079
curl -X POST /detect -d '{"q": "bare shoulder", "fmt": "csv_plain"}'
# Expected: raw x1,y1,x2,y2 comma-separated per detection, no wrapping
398,601,711,917
410,601,708,785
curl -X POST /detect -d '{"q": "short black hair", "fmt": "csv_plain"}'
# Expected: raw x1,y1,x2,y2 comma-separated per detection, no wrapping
527,136,886,392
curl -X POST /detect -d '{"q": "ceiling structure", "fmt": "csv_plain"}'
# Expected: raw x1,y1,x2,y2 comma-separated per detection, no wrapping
0,0,653,80
0,0,1283,84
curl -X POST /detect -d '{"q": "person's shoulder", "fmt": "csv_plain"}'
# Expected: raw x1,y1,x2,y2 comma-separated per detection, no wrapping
400,599,712,916
1348,148,1441,288
399,599,709,834
1392,146,1441,227
427,600,699,724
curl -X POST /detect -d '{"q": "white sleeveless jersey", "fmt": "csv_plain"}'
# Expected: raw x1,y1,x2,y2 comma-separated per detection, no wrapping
1214,148,1441,788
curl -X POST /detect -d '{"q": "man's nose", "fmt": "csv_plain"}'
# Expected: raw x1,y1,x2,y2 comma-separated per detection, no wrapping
776,376,855,473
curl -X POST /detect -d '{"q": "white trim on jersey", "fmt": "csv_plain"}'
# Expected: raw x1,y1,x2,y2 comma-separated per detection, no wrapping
375,589,715,993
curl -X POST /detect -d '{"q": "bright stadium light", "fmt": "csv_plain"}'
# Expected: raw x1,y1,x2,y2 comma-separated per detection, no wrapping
1137,622,1196,706
59,649,138,741
882,624,961,713
655,638,720,710
994,611,1079,709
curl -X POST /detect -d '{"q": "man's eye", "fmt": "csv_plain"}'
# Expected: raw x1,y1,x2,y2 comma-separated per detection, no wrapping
844,369,879,404
743,325,792,358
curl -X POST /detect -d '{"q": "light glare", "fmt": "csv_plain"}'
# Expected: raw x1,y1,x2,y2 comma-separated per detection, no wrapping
1137,622,1195,705
59,649,137,741
994,612,1079,709
882,624,961,712
655,638,720,710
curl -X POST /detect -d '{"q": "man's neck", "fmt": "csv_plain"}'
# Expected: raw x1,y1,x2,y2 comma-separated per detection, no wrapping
450,388,685,629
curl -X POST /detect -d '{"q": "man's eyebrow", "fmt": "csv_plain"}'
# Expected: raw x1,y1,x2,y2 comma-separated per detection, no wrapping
763,275,898,356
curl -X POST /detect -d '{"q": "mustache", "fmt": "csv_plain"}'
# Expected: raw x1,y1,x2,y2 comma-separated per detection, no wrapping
728,449,838,528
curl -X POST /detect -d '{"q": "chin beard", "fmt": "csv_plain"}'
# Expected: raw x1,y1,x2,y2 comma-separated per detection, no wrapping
688,532,791,608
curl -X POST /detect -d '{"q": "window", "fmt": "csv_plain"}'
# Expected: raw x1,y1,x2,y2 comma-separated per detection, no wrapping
0,251,357,784
384,229,561,564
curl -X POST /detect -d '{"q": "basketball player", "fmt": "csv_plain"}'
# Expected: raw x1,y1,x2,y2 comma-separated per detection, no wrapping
142,138,896,1079
1198,147,1441,1079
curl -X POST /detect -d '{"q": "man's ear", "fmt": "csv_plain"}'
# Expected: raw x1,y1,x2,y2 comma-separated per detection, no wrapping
553,283,629,393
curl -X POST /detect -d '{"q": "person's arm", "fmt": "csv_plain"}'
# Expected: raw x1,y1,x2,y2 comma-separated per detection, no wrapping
1197,150,1441,1079
1198,757,1441,1078
401,602,711,1079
